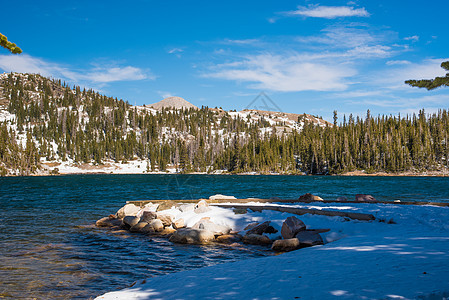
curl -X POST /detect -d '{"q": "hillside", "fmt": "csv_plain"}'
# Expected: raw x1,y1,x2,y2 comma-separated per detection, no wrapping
1,72,448,177
0,72,327,176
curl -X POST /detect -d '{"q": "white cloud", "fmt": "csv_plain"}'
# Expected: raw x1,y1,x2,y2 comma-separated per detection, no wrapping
205,53,356,92
222,39,260,45
287,5,369,19
404,35,419,42
0,54,152,84
168,48,184,54
386,60,411,65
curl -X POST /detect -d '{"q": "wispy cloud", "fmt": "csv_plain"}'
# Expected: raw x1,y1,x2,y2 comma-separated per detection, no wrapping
0,54,152,84
286,5,369,19
157,91,175,99
404,35,419,42
222,39,260,45
168,48,184,54
205,53,356,92
386,60,411,65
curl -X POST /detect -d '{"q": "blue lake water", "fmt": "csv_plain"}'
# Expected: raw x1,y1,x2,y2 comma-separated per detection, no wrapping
0,174,448,299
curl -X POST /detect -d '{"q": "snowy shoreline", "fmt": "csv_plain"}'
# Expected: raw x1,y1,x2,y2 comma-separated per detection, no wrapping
95,201,449,300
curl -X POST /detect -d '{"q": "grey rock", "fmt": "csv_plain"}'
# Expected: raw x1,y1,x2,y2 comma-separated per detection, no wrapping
129,222,149,233
156,200,177,212
246,221,271,235
96,216,122,227
336,196,348,202
172,218,185,229
355,194,377,202
194,206,212,214
178,204,195,213
157,213,174,227
242,234,272,245
140,211,157,223
298,193,323,202
271,238,301,252
295,231,324,247
281,216,306,239
169,228,215,244
123,216,140,228
191,219,231,236
117,204,140,219
148,219,164,232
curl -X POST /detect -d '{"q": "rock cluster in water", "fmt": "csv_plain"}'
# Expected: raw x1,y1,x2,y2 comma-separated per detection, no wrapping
96,200,328,253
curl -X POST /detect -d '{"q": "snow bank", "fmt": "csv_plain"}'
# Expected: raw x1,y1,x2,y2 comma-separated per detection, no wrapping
96,202,449,299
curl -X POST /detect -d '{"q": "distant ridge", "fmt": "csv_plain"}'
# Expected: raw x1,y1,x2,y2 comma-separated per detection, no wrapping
149,97,198,110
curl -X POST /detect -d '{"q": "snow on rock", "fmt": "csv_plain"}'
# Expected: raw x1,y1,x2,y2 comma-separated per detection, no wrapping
96,201,449,300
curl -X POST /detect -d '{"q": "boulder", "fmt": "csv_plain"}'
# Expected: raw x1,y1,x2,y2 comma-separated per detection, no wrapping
271,238,301,252
129,222,149,233
178,204,195,213
140,211,157,223
355,194,377,202
117,204,140,219
191,219,231,236
295,231,324,247
157,213,174,227
159,227,176,236
298,193,323,202
244,222,260,231
246,221,271,235
123,216,140,228
172,218,185,229
306,228,330,234
242,234,272,245
169,228,215,244
137,203,159,217
216,234,242,244
144,219,164,232
96,216,122,227
265,225,278,234
209,194,237,200
281,216,306,239
336,196,348,202
193,200,212,214
233,208,247,214
156,200,177,211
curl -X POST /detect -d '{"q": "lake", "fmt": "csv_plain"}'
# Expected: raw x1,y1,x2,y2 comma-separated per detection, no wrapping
0,174,448,299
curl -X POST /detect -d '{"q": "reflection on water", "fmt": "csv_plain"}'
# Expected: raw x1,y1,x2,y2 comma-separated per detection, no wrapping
0,174,448,299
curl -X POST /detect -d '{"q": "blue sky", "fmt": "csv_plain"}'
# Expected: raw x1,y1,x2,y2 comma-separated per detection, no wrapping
1,0,448,121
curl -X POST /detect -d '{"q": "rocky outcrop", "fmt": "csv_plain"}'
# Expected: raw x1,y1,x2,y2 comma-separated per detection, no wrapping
355,194,376,202
157,213,174,227
169,228,215,244
298,193,323,202
281,216,306,239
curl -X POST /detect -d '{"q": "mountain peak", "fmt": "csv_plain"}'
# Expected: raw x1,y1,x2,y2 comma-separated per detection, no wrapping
149,97,198,110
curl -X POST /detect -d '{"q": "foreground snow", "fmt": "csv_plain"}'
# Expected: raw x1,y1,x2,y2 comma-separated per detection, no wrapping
96,201,449,300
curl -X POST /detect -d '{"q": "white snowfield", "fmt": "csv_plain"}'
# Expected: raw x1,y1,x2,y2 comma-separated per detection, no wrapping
96,201,449,300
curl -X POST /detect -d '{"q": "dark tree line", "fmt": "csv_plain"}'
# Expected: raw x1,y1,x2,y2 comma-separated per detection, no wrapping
1,73,449,176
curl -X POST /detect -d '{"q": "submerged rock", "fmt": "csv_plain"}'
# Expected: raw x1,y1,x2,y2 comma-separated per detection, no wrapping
169,228,215,244
271,238,301,252
281,216,306,239
336,196,348,202
298,193,323,202
117,204,140,219
355,194,377,202
95,216,122,227
242,234,272,245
